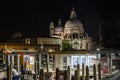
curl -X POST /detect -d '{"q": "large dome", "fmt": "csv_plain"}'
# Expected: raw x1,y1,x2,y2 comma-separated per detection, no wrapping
64,8,83,29
65,18,83,28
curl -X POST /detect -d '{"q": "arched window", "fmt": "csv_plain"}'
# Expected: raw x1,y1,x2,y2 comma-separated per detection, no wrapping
76,33,78,38
73,33,76,39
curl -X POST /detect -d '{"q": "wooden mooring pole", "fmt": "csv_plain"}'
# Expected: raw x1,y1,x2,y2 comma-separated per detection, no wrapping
56,68,60,80
67,66,70,80
93,64,97,80
86,66,89,80
98,63,101,80
77,64,80,80
82,63,85,80
39,69,45,80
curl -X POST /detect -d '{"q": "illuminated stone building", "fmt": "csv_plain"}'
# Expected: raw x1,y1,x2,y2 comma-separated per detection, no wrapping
50,8,94,50
6,8,95,51
6,32,61,52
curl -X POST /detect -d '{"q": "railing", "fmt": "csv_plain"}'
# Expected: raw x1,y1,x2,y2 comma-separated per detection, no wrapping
102,70,120,80
21,73,39,80
21,70,52,80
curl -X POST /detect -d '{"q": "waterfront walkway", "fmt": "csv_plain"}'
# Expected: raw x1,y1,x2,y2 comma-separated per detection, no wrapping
102,69,120,80
1,69,120,80
0,71,6,79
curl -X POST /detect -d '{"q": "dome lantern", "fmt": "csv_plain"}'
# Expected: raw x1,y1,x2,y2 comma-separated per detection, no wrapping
70,8,77,19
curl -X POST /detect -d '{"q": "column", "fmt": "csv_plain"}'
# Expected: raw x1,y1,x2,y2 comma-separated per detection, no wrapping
3,53,6,64
86,55,88,66
12,54,14,65
8,54,10,65
39,54,41,73
108,53,112,74
47,54,49,72
53,55,56,71
34,54,37,73
17,54,20,73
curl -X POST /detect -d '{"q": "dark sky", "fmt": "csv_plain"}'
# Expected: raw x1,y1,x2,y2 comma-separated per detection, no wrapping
0,0,120,44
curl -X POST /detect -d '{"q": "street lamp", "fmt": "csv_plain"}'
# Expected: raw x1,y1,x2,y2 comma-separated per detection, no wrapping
97,48,100,51
40,43,44,52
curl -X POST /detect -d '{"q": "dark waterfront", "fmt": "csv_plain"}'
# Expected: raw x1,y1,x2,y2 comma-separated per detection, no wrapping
116,77,120,80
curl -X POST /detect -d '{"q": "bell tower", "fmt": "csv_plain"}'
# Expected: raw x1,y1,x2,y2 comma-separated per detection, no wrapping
49,21,55,37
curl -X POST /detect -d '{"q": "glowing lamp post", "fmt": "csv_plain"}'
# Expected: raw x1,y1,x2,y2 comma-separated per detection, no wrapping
41,43,44,52
97,48,100,51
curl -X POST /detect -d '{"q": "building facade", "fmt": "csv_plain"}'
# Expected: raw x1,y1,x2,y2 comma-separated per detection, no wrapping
50,8,94,50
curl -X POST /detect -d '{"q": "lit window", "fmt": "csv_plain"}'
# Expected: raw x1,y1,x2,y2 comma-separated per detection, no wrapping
25,38,30,44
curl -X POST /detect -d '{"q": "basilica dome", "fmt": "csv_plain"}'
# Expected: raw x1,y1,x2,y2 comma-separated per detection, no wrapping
65,18,83,28
64,8,83,29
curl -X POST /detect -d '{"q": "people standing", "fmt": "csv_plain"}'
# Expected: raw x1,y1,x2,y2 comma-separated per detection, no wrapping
12,68,20,80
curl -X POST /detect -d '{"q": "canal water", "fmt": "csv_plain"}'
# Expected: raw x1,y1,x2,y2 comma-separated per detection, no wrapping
116,77,120,80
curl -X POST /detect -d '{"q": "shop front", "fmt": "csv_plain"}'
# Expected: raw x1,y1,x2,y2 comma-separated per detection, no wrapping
22,52,55,73
24,55,35,72
50,52,101,71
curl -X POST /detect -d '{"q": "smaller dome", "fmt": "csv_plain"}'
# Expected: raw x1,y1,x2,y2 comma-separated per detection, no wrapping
55,19,64,32
55,26,64,32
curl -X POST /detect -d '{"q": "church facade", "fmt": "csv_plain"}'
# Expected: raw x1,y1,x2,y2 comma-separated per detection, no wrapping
49,8,94,50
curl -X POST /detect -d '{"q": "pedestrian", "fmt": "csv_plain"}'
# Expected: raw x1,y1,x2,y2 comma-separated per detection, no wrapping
22,67,26,74
12,68,20,80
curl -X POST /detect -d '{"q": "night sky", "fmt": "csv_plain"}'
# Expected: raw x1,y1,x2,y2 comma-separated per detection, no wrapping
0,0,120,44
